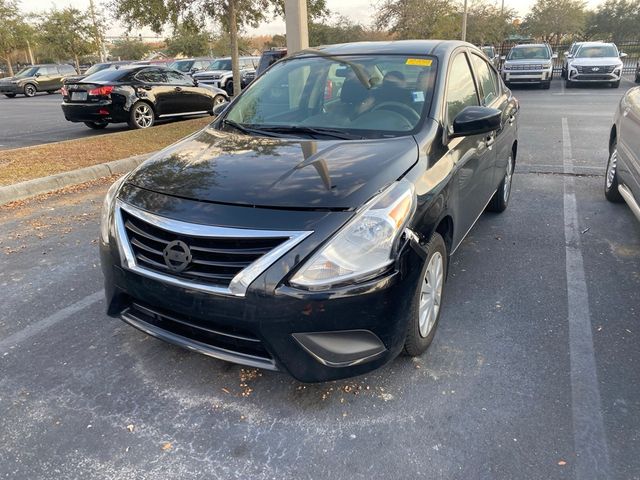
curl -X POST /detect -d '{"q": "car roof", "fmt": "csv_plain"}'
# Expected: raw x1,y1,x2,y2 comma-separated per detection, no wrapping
578,41,615,47
292,40,473,58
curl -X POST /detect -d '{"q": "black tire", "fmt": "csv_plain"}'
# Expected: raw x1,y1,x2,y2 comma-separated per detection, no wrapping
47,90,56,94
635,74,640,84
128,101,155,129
487,151,515,213
561,68,566,79
4,93,16,98
211,94,227,114
23,83,37,97
605,142,624,203
404,232,447,357
542,81,551,89
611,80,620,88
565,79,573,89
224,81,234,96
84,121,108,130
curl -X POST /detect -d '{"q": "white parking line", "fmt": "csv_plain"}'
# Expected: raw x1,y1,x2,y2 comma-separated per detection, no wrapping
0,290,103,353
562,117,611,479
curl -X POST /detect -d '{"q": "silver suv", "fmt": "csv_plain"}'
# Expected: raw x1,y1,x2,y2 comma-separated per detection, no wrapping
565,42,626,88
501,44,556,89
192,56,259,96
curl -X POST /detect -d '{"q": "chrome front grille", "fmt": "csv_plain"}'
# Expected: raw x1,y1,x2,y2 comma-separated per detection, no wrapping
575,65,615,74
508,64,544,70
114,200,312,296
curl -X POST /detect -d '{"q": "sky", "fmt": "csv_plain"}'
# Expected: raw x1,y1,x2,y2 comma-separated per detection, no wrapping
19,0,603,38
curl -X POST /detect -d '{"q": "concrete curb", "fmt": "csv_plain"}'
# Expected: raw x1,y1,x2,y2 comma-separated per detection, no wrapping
0,153,152,206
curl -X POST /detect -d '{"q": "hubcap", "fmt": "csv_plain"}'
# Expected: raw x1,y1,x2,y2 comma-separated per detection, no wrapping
503,155,514,203
419,251,444,338
606,149,617,190
25,85,35,96
214,95,226,106
134,105,153,128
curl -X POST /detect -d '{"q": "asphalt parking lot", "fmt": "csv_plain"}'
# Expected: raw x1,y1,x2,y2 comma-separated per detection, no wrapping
0,92,210,150
1,76,639,479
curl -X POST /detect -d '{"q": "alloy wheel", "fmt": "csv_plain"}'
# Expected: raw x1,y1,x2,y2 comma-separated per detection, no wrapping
419,251,444,338
213,95,226,106
606,148,618,190
503,155,514,203
24,85,36,97
134,104,153,128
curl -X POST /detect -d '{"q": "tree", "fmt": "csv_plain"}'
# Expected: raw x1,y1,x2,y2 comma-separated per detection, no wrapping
309,16,366,46
0,0,33,75
586,0,640,42
464,1,516,45
88,0,107,61
165,14,210,57
38,7,96,71
108,36,151,60
523,0,587,43
375,0,460,40
107,0,329,96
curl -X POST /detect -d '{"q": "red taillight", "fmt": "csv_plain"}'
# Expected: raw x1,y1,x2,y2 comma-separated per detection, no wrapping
88,85,113,96
60,86,68,96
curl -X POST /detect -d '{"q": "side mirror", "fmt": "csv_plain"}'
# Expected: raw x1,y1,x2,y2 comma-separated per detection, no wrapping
193,79,199,86
552,53,558,59
620,52,628,58
212,100,230,116
34,72,41,77
450,106,502,138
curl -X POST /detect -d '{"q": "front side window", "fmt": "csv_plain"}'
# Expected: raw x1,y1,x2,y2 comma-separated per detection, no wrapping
223,54,438,137
168,60,193,72
508,46,551,60
209,59,232,71
446,53,479,126
576,45,618,58
165,70,189,85
15,67,38,78
471,54,498,105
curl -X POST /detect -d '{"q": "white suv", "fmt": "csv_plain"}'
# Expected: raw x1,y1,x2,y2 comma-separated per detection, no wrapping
565,42,626,88
501,44,556,89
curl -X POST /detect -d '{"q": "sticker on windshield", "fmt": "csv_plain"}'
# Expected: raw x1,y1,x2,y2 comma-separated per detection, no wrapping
412,91,425,102
406,58,432,67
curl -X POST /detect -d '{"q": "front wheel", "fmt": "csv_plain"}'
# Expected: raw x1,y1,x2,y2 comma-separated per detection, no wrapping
211,94,227,113
23,83,37,97
487,152,514,213
84,121,108,130
128,101,155,129
605,144,624,203
404,232,447,356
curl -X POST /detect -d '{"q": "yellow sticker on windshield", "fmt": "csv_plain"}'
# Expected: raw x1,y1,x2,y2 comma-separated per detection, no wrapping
406,58,432,67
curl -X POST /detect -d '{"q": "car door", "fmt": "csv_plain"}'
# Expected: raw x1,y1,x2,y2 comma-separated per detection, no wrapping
165,70,211,113
619,88,640,199
36,66,58,90
470,52,517,192
443,50,497,248
135,68,177,116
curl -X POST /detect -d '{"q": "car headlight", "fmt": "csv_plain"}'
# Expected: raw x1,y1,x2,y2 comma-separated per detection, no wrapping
543,62,552,68
290,179,416,290
10,80,19,84
100,174,129,243
503,64,511,70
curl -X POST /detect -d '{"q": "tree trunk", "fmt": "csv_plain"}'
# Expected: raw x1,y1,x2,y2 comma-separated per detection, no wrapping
74,54,80,73
228,0,241,97
4,54,13,76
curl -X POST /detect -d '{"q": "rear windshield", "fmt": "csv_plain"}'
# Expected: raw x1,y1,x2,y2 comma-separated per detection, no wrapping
83,68,130,82
508,46,550,60
576,45,618,58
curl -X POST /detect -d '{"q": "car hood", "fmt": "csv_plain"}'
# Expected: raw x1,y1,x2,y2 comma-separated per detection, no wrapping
0,76,18,83
504,59,550,65
571,57,622,66
126,127,419,210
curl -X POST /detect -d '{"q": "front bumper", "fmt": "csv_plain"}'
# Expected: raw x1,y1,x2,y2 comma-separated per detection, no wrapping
502,69,552,84
100,192,423,382
0,84,20,94
61,100,128,123
568,69,621,83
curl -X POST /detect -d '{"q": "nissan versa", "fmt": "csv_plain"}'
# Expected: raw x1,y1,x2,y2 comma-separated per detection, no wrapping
100,41,519,382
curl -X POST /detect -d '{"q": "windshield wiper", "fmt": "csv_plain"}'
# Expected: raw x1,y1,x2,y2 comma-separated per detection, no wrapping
256,125,364,140
221,119,282,137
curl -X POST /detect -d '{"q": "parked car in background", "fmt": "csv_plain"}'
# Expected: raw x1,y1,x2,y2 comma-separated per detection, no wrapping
99,40,519,382
192,56,259,95
605,86,640,222
167,58,216,76
0,63,77,97
61,65,228,130
64,61,132,84
562,41,593,78
501,43,556,89
565,42,625,88
256,48,287,77
480,45,500,68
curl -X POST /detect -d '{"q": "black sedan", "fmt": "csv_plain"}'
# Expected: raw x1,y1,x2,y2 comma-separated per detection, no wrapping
61,65,229,130
100,40,519,382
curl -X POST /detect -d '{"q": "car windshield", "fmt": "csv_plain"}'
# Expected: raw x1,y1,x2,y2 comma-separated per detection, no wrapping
168,60,193,72
83,64,111,76
481,47,494,57
14,67,38,78
576,45,618,58
209,59,232,71
223,54,437,138
508,46,550,60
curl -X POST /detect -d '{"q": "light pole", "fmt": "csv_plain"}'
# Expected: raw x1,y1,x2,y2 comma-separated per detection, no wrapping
461,0,468,42
284,0,309,53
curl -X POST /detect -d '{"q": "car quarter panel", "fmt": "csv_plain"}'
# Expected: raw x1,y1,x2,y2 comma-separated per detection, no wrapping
618,88,640,201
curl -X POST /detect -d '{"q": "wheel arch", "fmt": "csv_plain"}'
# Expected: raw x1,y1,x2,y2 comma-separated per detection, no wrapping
609,124,617,153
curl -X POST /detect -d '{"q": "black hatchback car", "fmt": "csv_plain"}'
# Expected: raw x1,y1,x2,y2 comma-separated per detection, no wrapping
100,41,519,382
61,65,229,130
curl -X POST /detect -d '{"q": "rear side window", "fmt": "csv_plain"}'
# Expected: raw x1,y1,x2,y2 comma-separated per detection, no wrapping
446,53,479,125
39,66,57,75
136,69,167,83
60,65,76,74
471,54,499,105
